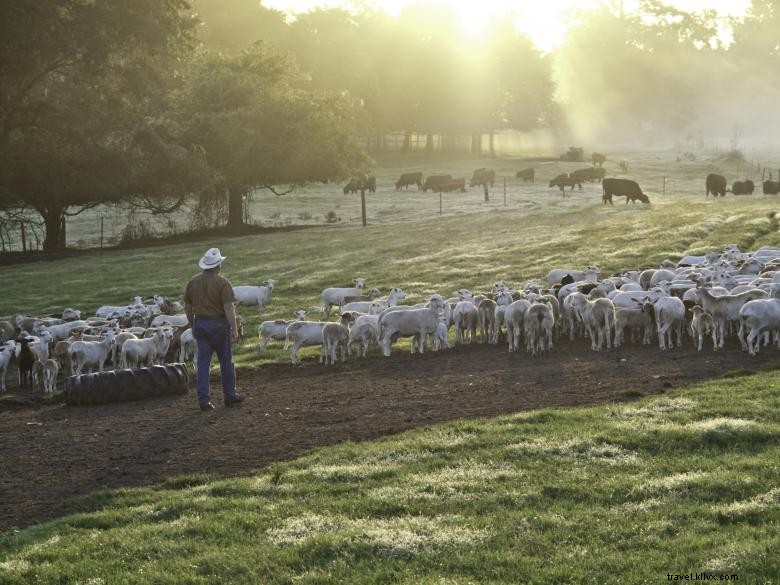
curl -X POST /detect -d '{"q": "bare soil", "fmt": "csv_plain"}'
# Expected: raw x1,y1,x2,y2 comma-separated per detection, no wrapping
0,339,775,532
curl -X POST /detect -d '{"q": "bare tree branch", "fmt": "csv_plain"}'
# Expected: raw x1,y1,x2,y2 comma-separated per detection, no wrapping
261,184,297,196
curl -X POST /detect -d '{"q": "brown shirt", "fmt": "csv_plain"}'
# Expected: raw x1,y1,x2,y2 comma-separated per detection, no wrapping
184,271,236,317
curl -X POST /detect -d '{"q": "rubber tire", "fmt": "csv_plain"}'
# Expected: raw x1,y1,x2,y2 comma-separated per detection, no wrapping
64,364,189,406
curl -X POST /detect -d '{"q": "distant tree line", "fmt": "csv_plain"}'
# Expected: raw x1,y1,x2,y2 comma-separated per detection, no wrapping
1,0,777,251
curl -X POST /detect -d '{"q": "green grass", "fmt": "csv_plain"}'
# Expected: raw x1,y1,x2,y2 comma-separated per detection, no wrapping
1,370,779,583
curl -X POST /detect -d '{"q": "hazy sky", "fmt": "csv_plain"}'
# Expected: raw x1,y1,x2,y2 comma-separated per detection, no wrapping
261,0,751,51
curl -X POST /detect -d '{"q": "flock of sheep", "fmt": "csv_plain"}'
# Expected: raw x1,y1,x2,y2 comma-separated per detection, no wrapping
1,244,779,395
261,243,780,366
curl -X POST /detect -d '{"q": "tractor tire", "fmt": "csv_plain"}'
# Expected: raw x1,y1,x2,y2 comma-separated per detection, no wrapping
64,364,189,406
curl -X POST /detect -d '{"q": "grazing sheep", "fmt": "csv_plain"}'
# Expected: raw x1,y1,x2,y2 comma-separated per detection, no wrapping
695,277,767,349
453,301,479,345
568,293,615,351
477,298,497,344
258,310,308,352
342,287,405,314
505,299,532,352
285,321,331,365
642,297,686,351
738,298,780,355
322,321,351,365
689,306,717,351
547,266,599,288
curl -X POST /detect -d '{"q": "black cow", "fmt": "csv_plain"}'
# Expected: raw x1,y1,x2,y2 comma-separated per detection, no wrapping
423,174,453,192
763,180,780,195
602,178,650,205
470,168,495,188
571,167,605,183
592,152,606,167
706,173,727,198
731,180,755,195
395,172,423,190
549,174,583,193
436,178,466,193
516,168,535,183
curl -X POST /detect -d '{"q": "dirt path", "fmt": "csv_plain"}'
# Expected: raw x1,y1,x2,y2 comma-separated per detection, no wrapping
0,340,774,531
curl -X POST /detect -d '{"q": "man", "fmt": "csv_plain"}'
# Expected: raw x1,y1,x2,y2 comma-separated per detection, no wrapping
184,247,246,411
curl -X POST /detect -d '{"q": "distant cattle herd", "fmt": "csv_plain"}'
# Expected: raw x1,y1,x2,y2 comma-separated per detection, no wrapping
340,153,779,206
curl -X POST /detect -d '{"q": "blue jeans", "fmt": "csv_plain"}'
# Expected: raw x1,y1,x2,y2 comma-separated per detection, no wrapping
193,318,236,404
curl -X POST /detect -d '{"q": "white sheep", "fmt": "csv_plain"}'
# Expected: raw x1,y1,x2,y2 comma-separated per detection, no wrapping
695,277,767,349
504,299,532,352
32,359,59,393
179,329,196,362
258,310,308,352
320,278,366,318
568,293,615,351
234,279,276,314
613,308,653,347
285,321,330,365
69,330,116,376
120,329,170,369
738,298,780,355
348,320,379,357
321,322,350,365
150,314,189,328
547,266,599,287
689,306,717,351
452,301,478,345
642,297,685,351
0,340,16,392
34,320,89,342
477,298,497,344
341,287,405,314
491,290,515,344
379,295,445,357
524,302,555,356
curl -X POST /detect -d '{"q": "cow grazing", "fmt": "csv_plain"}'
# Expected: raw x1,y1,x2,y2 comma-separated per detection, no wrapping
706,173,727,198
395,172,423,190
731,180,755,195
437,178,466,193
423,174,453,192
470,168,495,188
343,175,376,194
592,152,606,167
763,180,780,195
516,168,535,183
602,178,650,205
549,174,582,193
571,167,605,183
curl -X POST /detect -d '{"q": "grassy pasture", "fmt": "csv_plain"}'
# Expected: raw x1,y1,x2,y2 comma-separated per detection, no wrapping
1,368,778,583
1,150,778,367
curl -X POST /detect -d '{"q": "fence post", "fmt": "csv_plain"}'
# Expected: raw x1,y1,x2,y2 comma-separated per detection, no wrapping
360,190,367,227
503,178,507,206
483,183,489,202
663,176,666,195
439,191,442,215
21,223,26,253
100,215,104,250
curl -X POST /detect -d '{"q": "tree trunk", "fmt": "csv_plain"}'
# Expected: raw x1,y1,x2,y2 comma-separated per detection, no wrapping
425,132,434,153
41,206,66,252
227,187,245,230
402,130,412,151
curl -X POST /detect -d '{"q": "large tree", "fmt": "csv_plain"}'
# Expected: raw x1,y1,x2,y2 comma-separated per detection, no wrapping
177,46,369,229
0,0,204,251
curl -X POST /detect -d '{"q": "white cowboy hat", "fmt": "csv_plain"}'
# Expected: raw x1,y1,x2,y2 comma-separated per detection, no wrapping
199,247,227,270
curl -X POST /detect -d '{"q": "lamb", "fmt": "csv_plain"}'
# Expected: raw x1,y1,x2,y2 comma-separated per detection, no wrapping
452,300,479,344
32,359,59,393
642,297,685,351
321,319,352,365
613,308,653,347
62,308,82,321
321,278,366,318
69,330,116,375
568,293,615,350
179,329,196,362
0,320,15,342
348,320,379,357
15,331,53,362
17,338,36,389
378,295,446,357
547,266,599,287
492,290,515,343
342,287,405,314
524,302,555,356
258,310,308,352
52,340,71,373
233,279,276,314
343,288,382,304
689,306,717,351
120,329,170,369
477,298,497,344
34,320,89,342
0,340,16,392
150,314,189,328
738,298,780,355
